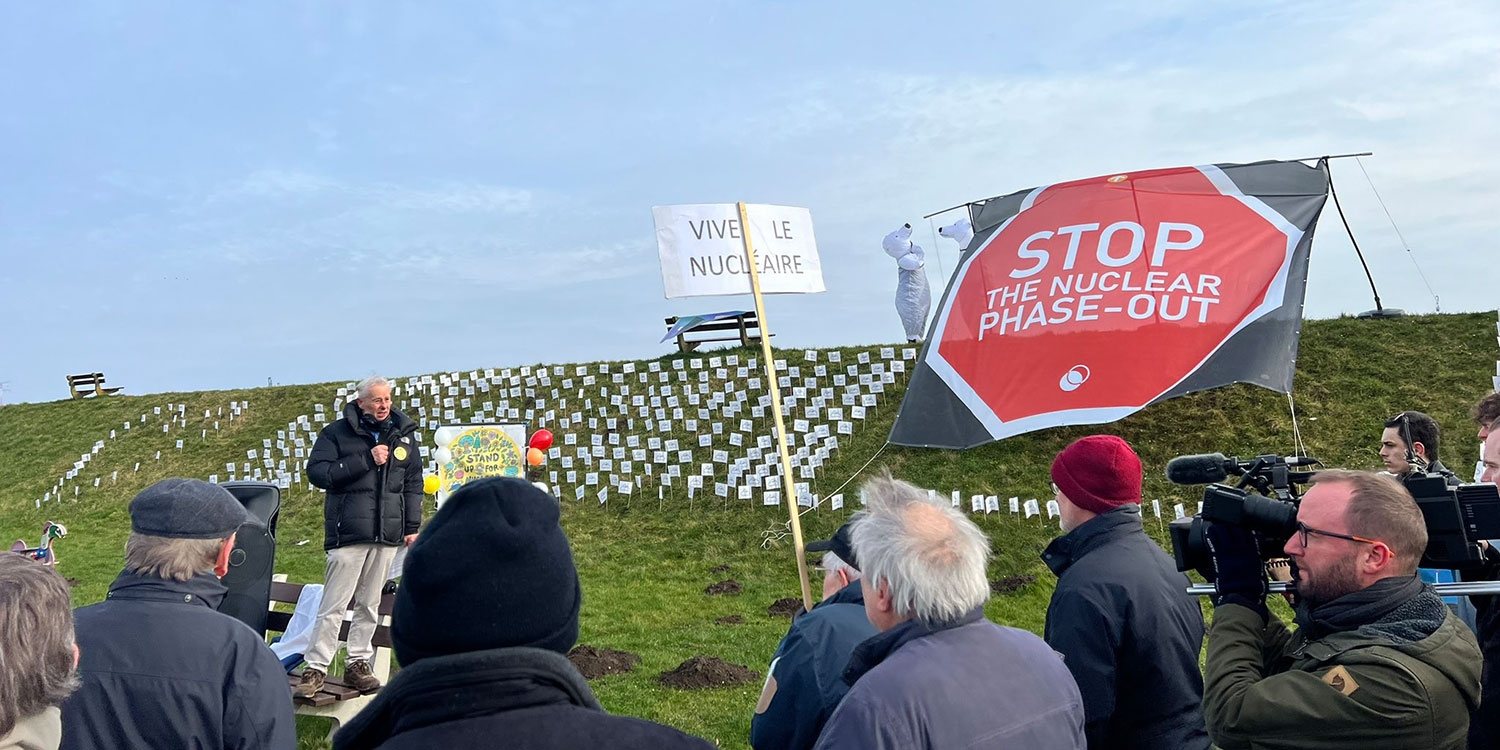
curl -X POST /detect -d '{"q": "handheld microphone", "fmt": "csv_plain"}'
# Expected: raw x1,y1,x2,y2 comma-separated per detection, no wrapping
1165,453,1236,485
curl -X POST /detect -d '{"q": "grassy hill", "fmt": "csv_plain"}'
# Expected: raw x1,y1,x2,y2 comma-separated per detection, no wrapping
1,312,1495,748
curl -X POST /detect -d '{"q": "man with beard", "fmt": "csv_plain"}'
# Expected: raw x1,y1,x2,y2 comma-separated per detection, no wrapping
1201,469,1480,750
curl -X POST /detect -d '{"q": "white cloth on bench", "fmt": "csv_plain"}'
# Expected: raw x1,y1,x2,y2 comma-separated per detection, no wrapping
270,583,324,661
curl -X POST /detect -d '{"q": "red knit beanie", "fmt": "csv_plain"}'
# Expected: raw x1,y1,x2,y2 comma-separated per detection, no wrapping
1050,435,1143,515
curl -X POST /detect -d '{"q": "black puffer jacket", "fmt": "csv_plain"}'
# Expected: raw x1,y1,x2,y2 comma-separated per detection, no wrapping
308,403,422,550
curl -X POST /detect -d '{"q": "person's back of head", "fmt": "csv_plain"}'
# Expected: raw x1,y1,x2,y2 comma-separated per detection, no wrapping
850,470,990,630
0,555,78,743
807,520,863,599
1050,434,1143,531
124,478,248,580
393,477,582,664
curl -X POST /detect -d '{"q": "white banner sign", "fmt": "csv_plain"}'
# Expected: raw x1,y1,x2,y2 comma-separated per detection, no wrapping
653,203,824,298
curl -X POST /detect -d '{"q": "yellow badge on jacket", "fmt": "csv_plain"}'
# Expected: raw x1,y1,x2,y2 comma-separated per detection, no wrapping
393,446,408,461
1321,665,1360,696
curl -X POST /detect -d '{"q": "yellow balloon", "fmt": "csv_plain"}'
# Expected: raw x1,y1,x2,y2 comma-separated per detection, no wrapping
422,474,441,495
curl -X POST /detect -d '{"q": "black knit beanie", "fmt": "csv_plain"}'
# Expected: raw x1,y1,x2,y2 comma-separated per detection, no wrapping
392,477,582,665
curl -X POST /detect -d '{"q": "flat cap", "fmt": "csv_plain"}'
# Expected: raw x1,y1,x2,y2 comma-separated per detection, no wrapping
129,478,248,539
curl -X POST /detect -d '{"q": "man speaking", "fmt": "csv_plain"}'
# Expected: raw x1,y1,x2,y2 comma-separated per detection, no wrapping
1201,469,1480,749
296,375,423,699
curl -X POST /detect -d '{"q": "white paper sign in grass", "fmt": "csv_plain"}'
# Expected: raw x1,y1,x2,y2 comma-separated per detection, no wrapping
652,204,825,298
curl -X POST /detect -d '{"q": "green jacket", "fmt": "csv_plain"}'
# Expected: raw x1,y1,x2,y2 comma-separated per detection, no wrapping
1204,599,1480,750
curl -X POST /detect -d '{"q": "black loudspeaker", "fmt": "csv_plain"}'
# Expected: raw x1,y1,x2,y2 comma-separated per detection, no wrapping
218,482,281,635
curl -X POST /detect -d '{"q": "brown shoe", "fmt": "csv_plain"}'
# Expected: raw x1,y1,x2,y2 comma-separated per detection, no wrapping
293,668,325,699
346,659,381,694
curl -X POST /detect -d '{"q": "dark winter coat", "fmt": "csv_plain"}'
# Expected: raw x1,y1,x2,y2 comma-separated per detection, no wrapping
751,581,877,750
1041,505,1210,750
1460,550,1500,749
308,403,422,550
59,571,296,750
331,646,714,750
812,610,1085,750
1204,578,1481,750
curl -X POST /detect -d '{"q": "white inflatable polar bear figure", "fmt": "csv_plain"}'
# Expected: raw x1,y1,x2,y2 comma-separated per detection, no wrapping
883,223,931,342
938,219,974,252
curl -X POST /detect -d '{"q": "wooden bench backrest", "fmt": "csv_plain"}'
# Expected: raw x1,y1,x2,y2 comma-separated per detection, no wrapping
267,581,395,649
663,311,760,332
65,372,106,386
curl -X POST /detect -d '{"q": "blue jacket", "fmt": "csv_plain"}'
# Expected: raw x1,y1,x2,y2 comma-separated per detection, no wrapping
751,581,877,750
1042,506,1210,750
813,610,1085,750
60,571,296,750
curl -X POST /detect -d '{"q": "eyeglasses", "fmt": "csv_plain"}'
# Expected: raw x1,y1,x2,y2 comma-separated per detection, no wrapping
1294,522,1379,549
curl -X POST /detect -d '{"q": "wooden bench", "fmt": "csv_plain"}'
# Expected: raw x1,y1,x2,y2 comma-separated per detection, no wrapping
663,311,772,353
65,372,122,399
266,580,394,738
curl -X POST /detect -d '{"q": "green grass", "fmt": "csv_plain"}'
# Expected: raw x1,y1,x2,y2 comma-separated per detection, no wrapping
2,312,1496,749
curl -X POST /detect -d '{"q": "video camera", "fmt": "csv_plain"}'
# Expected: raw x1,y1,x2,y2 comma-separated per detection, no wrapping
1165,451,1500,581
1165,453,1319,580
1400,472,1500,568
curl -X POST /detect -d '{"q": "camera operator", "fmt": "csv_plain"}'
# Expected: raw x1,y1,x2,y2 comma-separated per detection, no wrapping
1379,411,1479,633
1202,469,1480,750
1460,416,1500,749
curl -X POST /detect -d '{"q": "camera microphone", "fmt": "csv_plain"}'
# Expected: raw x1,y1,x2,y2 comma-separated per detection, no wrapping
1165,453,1236,485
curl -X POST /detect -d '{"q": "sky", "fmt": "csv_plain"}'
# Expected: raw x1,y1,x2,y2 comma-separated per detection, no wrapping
2,1,1497,405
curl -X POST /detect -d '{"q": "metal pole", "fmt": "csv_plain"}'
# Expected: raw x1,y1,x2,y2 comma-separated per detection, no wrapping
923,152,1372,219
737,201,815,612
1187,581,1500,597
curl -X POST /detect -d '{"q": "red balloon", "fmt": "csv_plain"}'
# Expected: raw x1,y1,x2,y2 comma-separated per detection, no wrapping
529,429,554,451
526,447,545,467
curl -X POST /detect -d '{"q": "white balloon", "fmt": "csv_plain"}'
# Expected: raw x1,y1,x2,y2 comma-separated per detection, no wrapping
433,426,459,447
432,447,453,465
898,253,923,271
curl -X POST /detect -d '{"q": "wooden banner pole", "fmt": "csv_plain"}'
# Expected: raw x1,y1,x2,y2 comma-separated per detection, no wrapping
738,201,815,612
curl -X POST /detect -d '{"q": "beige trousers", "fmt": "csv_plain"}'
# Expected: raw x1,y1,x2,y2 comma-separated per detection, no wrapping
304,543,399,671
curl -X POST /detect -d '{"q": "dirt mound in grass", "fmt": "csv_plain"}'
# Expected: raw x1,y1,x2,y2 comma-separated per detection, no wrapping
705,579,742,595
658,656,759,689
715,615,744,625
990,574,1038,594
767,597,801,618
568,645,641,679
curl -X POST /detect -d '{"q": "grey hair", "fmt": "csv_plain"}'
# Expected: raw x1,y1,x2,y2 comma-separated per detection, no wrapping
821,550,860,579
0,555,78,735
124,533,229,582
356,375,392,400
850,470,991,627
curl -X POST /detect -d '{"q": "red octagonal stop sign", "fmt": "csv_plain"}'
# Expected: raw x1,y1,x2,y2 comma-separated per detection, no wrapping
927,165,1306,440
